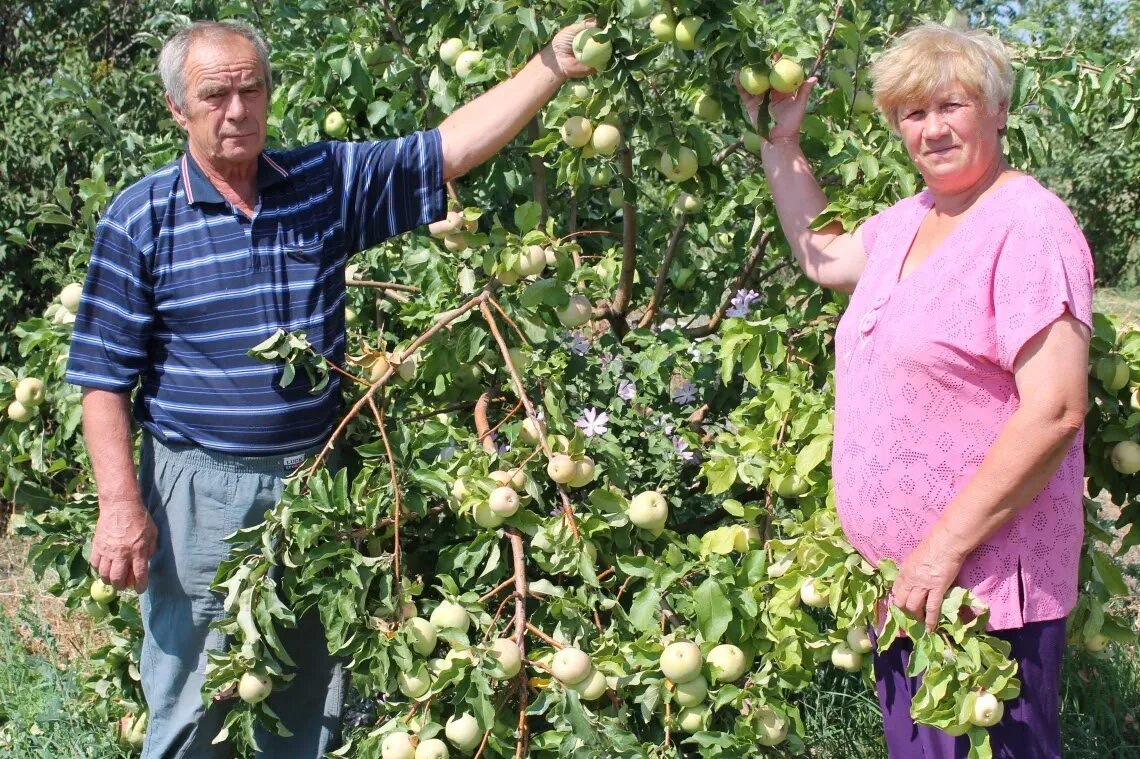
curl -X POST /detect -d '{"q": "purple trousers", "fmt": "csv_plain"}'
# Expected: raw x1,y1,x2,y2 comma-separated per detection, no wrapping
872,618,1066,758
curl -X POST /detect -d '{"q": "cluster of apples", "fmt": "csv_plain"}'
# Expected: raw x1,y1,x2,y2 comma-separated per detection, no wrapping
6,376,46,423
439,37,485,79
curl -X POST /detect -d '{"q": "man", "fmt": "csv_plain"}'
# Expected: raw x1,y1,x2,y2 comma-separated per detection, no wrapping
65,18,593,758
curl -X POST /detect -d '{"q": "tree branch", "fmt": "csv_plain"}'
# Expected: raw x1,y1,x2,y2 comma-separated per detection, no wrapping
683,232,781,338
637,215,688,328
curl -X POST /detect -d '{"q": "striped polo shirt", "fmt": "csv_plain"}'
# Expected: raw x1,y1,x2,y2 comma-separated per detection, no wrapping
65,131,446,455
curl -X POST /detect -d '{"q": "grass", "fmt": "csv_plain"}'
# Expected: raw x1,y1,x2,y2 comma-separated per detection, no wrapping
0,605,126,758
1095,286,1140,324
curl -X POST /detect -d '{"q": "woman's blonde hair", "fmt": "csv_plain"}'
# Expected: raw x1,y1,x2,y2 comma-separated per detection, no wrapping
870,23,1012,131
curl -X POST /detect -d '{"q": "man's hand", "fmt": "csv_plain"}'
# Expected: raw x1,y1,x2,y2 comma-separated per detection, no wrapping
890,530,967,632
546,21,598,80
91,501,157,591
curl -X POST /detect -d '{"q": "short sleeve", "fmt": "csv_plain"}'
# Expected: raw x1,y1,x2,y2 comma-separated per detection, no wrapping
992,209,1094,371
330,129,447,254
859,212,882,257
65,215,154,391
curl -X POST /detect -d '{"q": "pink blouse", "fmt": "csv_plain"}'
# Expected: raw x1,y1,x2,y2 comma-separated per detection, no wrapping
832,175,1094,630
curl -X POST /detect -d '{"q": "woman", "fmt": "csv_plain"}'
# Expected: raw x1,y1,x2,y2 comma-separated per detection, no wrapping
738,23,1093,758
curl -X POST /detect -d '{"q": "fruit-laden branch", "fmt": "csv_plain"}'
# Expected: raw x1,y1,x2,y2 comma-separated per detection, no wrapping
478,301,581,538
489,296,530,347
306,291,486,476
684,231,781,338
808,0,846,81
377,0,429,121
508,527,529,759
474,391,502,454
713,138,743,166
371,392,403,591
637,215,689,328
606,141,637,337
526,118,550,225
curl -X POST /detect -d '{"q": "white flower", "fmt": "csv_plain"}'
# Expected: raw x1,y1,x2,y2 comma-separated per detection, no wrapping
618,379,636,401
574,407,610,438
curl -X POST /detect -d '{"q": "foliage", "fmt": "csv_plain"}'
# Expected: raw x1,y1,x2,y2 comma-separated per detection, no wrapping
1,0,1139,757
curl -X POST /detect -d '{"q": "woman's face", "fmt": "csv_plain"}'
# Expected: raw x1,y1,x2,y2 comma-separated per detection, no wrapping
896,87,1006,194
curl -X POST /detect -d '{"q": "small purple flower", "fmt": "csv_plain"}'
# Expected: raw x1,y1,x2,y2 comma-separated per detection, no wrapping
574,407,609,438
567,331,590,356
490,434,510,455
672,436,697,463
658,414,675,437
671,381,698,405
726,288,760,318
618,379,636,401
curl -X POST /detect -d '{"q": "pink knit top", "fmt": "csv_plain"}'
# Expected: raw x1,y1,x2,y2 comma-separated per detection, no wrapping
832,175,1094,630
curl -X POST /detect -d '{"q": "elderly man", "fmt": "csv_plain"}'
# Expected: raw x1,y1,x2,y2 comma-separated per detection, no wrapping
65,18,593,758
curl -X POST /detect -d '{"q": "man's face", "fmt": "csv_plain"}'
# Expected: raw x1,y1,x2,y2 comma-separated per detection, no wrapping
167,35,268,168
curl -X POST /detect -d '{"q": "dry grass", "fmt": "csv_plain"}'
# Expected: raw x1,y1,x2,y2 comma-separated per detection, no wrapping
1095,287,1140,325
0,534,106,661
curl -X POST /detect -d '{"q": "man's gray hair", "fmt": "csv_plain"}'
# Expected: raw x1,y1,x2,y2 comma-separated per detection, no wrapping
158,20,272,111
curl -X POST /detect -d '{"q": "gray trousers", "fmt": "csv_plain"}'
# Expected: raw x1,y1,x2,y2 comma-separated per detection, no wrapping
137,434,346,759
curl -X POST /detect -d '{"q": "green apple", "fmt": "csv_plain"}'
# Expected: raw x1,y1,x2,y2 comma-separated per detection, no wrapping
572,667,608,700
590,123,621,155
6,400,31,423
733,525,760,552
513,245,546,278
557,294,593,327
547,454,578,484
445,713,481,753
774,472,809,497
439,38,465,66
567,456,596,488
800,578,829,608
59,282,83,313
406,617,438,656
344,307,358,326
649,14,675,42
117,712,147,750
846,626,873,654
488,486,520,517
490,637,522,678
692,93,722,121
1096,356,1131,392
520,417,545,446
674,17,704,50
1110,440,1140,474
397,669,432,699
769,58,805,93
238,671,272,704
739,66,770,96
658,147,698,182
706,643,749,682
442,232,468,253
672,674,707,706
742,132,763,153
429,601,470,633
660,640,702,683
629,490,668,533
560,116,594,148
572,28,612,70
571,83,590,99
755,705,788,746
629,0,655,18
382,732,416,759
1085,632,1110,652
590,165,614,186
323,110,348,138
454,49,483,79
830,643,863,672
970,691,1004,727
675,706,708,732
853,90,875,114
473,501,504,528
90,579,117,605
551,647,592,685
414,737,450,759
608,188,625,208
368,353,391,383
673,192,702,214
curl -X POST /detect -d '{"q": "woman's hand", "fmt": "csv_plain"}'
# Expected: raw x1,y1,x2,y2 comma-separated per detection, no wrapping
891,531,968,632
735,74,817,143
546,21,598,80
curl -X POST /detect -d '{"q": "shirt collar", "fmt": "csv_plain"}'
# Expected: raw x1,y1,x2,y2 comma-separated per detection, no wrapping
180,148,290,206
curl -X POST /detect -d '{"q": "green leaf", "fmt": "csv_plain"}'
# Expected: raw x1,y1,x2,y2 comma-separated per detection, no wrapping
694,578,731,641
514,201,542,233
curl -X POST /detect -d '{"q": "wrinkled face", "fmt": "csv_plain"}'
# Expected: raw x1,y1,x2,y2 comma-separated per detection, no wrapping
896,87,1007,194
167,35,268,169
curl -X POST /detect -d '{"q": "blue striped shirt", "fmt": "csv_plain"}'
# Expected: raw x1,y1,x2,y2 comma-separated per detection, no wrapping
65,131,446,455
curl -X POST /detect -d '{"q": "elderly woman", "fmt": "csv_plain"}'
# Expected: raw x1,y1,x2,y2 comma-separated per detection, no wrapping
739,23,1093,758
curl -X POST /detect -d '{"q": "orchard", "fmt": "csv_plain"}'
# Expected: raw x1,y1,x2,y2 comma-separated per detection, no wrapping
1,1,1139,758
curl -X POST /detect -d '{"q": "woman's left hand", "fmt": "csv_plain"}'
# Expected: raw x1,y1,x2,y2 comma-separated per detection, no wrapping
891,532,967,632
